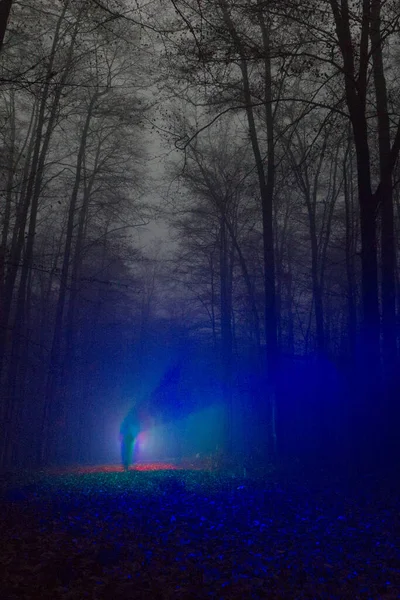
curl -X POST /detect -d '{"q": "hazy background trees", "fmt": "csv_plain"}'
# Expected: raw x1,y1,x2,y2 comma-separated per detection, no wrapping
0,0,151,467
1,0,399,470
156,0,400,464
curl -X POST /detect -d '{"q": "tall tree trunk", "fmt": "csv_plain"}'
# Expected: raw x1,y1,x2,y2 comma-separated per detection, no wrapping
0,0,13,52
309,136,328,356
370,0,397,374
219,218,233,453
209,252,217,348
394,183,400,352
329,0,381,372
343,136,357,361
65,134,104,371
226,221,261,348
286,243,295,355
256,2,278,372
1,89,15,252
310,213,325,355
41,92,99,464
3,250,33,468
370,0,399,456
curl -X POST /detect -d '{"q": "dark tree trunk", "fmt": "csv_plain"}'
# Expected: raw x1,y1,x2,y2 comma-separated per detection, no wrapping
286,245,295,355
343,137,357,360
370,0,397,375
330,0,381,372
257,3,278,373
219,219,233,453
65,143,100,373
221,214,261,348
0,0,13,52
310,223,325,356
370,0,399,454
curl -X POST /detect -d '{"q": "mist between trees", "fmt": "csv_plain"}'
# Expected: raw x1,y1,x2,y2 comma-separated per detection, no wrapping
0,0,399,470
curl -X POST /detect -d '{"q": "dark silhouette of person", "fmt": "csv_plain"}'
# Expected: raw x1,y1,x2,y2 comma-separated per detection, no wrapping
120,407,140,470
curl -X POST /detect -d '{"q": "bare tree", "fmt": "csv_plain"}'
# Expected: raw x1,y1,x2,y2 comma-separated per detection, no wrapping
282,111,345,355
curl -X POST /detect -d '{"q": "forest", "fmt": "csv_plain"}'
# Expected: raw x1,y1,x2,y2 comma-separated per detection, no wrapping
1,0,400,472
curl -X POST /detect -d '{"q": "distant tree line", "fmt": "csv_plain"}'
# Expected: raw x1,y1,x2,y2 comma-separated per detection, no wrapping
1,0,400,469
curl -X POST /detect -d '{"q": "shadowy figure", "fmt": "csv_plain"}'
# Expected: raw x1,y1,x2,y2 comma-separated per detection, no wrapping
120,407,140,470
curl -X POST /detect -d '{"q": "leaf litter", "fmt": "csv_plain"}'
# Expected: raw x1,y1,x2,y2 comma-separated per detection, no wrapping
0,467,399,599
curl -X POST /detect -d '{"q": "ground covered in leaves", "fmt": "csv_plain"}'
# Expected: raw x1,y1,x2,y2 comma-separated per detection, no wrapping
0,465,399,599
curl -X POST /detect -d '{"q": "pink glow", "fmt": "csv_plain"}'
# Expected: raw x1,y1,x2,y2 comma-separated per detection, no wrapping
46,459,211,475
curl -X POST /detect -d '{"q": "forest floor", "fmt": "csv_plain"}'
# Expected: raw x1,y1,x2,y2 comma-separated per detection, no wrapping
0,463,399,599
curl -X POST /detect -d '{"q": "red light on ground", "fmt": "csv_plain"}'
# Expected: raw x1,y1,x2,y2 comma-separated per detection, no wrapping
47,462,184,475
45,458,212,476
